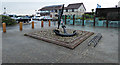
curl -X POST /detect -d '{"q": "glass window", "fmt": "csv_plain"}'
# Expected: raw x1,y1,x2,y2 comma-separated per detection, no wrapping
80,9,81,11
68,9,72,12
55,10,57,12
74,9,78,11
64,10,66,12
51,10,54,12
66,9,68,12
72,9,74,12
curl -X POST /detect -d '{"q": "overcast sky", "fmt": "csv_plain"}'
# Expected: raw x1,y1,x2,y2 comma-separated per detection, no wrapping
0,0,119,15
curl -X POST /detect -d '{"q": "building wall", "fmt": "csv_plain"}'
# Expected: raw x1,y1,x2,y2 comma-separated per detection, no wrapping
39,4,86,17
63,4,85,16
63,11,84,15
78,4,86,12
50,12,58,18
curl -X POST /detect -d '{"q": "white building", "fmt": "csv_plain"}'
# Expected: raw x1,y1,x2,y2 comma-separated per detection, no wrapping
38,3,86,18
63,3,86,15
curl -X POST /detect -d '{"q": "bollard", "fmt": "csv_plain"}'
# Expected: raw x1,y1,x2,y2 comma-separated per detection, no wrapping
106,20,108,28
65,15,66,25
49,20,51,27
106,16,109,28
32,21,34,29
19,22,23,31
82,15,84,26
93,16,95,26
73,15,75,25
41,20,44,27
2,23,6,33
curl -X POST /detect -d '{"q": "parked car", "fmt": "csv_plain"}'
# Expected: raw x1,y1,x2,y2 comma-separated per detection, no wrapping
39,16,52,21
16,16,31,23
32,16,40,20
9,14,17,20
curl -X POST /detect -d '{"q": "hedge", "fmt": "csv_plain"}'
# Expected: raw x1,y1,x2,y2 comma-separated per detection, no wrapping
1,15,17,26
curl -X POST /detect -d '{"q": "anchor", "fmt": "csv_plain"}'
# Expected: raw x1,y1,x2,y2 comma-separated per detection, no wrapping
53,4,77,37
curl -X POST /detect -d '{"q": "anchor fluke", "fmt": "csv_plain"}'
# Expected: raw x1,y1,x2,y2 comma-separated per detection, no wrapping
53,29,77,37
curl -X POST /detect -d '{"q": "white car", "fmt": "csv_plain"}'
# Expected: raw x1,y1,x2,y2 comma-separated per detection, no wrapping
32,16,40,20
39,16,52,21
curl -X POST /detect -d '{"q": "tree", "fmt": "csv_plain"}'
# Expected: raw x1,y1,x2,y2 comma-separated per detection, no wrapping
91,9,94,15
1,15,17,26
91,9,94,12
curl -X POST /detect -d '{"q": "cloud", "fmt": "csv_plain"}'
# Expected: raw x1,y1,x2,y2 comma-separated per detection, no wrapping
1,0,119,14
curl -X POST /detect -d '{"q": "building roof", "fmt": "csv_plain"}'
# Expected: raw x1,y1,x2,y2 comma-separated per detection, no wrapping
39,3,86,11
65,3,86,10
39,5,62,11
66,3,82,9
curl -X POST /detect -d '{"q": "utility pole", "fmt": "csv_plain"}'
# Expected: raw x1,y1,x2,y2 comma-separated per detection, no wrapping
3,7,6,14
35,10,37,16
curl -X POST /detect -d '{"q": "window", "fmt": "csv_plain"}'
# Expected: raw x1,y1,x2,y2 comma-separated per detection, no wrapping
68,9,72,12
64,10,66,12
66,9,68,12
51,10,54,12
72,9,74,12
55,14,58,17
55,10,57,13
83,9,85,12
36,12,40,14
74,9,78,11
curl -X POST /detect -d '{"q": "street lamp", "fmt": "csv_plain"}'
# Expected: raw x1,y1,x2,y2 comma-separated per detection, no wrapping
3,7,6,14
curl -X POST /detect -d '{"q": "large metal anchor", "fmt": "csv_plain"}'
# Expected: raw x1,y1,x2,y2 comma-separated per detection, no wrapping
53,4,77,37
53,20,77,37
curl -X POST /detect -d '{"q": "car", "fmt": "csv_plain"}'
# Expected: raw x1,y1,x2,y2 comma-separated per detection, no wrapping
16,16,31,23
32,16,40,20
39,16,52,21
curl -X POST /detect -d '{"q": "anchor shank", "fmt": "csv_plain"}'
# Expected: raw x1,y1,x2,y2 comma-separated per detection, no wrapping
63,27,67,34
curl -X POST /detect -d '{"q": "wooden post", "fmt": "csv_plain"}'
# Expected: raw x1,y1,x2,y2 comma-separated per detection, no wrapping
41,20,44,27
82,15,84,26
2,23,6,33
93,16,95,26
73,15,75,25
65,15,66,25
19,22,23,31
106,19,108,28
49,20,51,27
32,21,34,29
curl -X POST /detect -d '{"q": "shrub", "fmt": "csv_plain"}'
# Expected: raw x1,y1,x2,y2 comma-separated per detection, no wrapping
84,14,94,20
1,15,17,26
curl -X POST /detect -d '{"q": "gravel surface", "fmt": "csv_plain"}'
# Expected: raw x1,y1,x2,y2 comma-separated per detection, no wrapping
26,28,91,43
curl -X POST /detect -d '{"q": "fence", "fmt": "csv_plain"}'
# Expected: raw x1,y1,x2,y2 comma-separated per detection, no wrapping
2,16,120,33
62,15,120,28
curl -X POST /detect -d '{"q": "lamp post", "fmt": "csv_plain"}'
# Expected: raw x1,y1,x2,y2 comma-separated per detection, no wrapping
3,7,6,14
35,10,37,16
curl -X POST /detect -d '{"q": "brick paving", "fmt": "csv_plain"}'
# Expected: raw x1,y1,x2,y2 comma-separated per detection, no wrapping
24,28,94,49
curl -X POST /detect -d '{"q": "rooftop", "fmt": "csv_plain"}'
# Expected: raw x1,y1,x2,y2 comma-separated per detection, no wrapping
66,3,83,9
39,3,86,11
39,5,63,11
